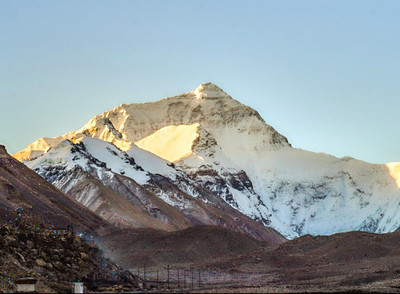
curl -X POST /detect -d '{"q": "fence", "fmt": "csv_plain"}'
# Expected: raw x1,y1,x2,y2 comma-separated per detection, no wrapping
132,265,266,291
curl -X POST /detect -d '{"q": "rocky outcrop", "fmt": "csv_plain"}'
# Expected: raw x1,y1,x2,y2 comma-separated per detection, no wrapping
0,217,141,293
0,145,6,155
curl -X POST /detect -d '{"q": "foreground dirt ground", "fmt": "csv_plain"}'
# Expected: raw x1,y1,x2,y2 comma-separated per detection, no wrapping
123,231,400,293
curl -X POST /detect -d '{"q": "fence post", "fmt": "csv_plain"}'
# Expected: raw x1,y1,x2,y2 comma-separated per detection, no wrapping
177,268,180,288
183,269,186,288
156,269,159,289
167,265,170,289
198,269,201,288
70,225,74,284
191,269,194,289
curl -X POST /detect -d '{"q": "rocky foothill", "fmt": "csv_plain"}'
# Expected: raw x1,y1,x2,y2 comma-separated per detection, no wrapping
0,213,141,293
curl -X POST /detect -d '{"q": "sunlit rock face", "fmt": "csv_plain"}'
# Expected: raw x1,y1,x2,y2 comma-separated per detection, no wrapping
14,83,400,239
13,137,65,162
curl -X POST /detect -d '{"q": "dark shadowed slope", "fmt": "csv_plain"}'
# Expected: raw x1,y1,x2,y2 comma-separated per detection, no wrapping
55,167,186,231
0,145,108,234
97,225,275,268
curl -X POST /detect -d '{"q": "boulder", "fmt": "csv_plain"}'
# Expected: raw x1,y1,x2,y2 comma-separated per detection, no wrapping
117,270,142,289
6,236,18,247
36,258,46,267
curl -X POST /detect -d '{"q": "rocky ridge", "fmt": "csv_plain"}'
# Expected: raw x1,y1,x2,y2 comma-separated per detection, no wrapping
24,137,285,243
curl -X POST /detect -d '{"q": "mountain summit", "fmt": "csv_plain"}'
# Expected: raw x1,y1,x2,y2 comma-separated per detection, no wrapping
192,82,230,99
14,83,400,238
14,83,290,162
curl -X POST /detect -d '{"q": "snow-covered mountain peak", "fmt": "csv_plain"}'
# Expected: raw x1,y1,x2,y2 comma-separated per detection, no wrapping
13,83,400,239
14,83,291,164
192,82,230,100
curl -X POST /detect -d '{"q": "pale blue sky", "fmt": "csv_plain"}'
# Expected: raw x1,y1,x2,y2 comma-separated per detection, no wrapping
1,0,400,163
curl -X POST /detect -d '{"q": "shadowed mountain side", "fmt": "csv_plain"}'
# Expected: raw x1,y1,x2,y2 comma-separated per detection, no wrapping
21,138,285,242
101,173,194,230
54,167,183,231
0,145,108,234
56,165,285,243
144,174,286,243
97,225,270,268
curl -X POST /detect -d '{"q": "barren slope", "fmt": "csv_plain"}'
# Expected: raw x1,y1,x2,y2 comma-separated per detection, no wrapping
206,231,400,292
97,225,271,268
0,145,108,234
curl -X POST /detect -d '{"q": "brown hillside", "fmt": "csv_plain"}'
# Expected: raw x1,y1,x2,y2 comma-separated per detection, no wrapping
206,231,400,292
97,225,271,268
0,144,108,234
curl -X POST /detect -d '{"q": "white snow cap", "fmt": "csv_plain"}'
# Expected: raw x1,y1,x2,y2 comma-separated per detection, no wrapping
192,82,230,99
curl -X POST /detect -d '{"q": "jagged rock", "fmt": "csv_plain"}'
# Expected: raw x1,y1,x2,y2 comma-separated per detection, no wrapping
80,252,89,261
117,270,142,288
16,252,25,263
36,258,46,267
72,235,82,247
40,251,47,260
6,236,18,247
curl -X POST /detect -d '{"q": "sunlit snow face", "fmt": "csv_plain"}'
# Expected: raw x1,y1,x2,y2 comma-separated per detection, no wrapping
135,123,200,162
386,162,400,188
